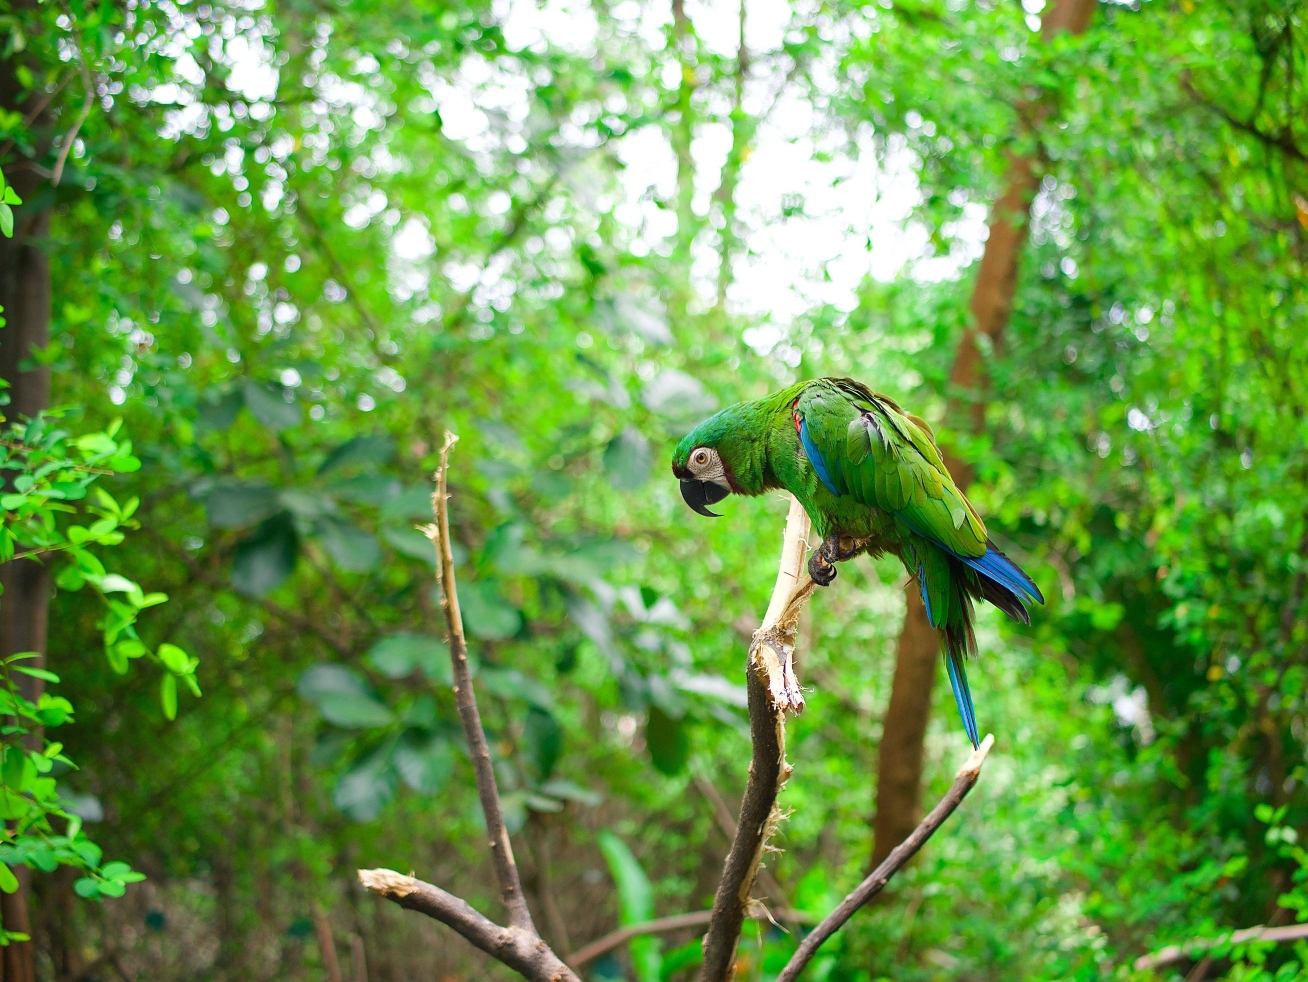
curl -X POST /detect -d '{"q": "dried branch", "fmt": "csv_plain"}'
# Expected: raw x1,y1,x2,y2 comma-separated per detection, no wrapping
51,53,95,187
312,901,344,982
428,432,534,931
701,495,815,982
692,772,792,909
349,933,368,982
359,433,579,982
1135,923,1308,972
358,870,576,982
775,735,994,982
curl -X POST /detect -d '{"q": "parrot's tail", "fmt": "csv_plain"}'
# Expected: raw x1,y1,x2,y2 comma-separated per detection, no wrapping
942,580,980,749
958,540,1044,625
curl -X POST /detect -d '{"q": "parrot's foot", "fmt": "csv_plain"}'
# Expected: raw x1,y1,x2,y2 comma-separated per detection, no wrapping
809,550,837,586
808,534,868,587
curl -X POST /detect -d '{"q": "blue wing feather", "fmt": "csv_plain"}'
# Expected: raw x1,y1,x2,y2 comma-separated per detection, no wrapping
799,418,839,495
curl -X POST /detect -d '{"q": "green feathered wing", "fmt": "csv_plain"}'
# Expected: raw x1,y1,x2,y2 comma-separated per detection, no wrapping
795,378,1041,747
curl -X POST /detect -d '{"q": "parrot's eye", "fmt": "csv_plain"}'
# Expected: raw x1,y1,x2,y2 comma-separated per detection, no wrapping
692,448,710,467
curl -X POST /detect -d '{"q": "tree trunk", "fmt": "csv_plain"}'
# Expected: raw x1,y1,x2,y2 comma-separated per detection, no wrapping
0,24,54,980
869,0,1095,869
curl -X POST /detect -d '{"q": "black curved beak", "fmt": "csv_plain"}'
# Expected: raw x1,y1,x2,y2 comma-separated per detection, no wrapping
680,479,729,518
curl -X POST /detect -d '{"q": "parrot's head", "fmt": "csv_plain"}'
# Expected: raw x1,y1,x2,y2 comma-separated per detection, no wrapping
671,406,744,518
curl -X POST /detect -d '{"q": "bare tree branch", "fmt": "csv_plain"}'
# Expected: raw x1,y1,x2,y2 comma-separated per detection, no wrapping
776,735,995,982
693,773,792,910
1135,923,1308,972
358,432,580,982
312,901,344,982
701,495,815,982
427,432,534,932
358,870,577,982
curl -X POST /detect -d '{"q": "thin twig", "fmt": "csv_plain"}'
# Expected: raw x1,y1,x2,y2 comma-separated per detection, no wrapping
51,58,95,187
312,902,344,982
775,735,995,982
1135,923,1308,972
426,431,534,931
349,933,368,982
360,433,579,981
701,495,815,982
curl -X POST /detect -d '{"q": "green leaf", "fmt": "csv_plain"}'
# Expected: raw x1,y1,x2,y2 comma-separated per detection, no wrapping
297,664,370,701
524,706,562,780
379,484,435,521
478,666,553,709
538,779,602,807
393,734,454,794
316,692,395,729
367,633,450,683
603,426,652,491
196,388,245,433
73,878,100,899
231,514,298,597
459,581,522,640
204,482,283,529
157,643,193,675
161,674,178,720
332,743,397,821
318,435,395,474
243,380,302,431
315,516,381,573
0,864,18,895
380,526,437,566
55,564,86,591
11,666,59,683
597,832,662,982
646,705,689,776
100,861,132,879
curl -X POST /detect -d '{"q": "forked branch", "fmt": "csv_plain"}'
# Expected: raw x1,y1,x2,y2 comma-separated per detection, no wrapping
359,433,577,982
775,735,994,982
358,456,990,982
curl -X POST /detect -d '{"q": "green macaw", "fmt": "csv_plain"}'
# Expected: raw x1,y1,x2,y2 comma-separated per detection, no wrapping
671,376,1042,747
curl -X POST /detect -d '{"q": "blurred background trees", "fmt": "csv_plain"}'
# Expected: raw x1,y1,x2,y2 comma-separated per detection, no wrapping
1,0,1307,977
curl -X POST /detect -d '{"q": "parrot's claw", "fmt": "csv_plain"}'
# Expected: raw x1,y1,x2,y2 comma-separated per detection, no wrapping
809,534,867,587
809,551,837,586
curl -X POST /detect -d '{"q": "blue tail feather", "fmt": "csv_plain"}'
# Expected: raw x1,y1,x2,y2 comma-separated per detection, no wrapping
945,648,980,749
959,546,1042,605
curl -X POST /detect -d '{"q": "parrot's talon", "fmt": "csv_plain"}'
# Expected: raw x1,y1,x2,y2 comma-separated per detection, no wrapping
808,534,844,586
808,552,837,586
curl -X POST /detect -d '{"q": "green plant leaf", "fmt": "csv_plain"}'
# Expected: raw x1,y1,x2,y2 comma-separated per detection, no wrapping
243,380,302,431
524,706,562,780
393,734,454,794
458,581,522,640
598,832,662,982
318,435,395,474
204,482,282,529
161,673,178,720
646,705,689,776
316,516,381,572
603,426,652,491
231,513,298,597
367,633,450,683
316,692,394,729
